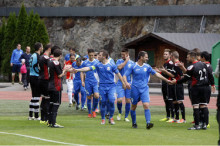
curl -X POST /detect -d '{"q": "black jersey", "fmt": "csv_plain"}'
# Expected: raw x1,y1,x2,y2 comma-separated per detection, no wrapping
48,60,63,91
204,62,215,86
39,54,50,80
173,61,183,81
162,59,174,84
177,61,209,87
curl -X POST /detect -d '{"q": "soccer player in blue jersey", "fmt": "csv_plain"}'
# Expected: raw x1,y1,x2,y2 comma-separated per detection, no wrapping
81,49,99,118
72,57,87,110
116,48,134,122
123,51,170,129
64,48,80,63
72,50,126,125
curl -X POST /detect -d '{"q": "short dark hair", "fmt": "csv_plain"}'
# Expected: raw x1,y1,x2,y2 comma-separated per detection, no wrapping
192,48,201,56
188,51,197,58
171,51,179,59
70,53,75,58
76,57,82,62
43,43,52,53
88,48,95,54
51,45,61,55
69,48,76,52
53,49,62,57
34,42,42,51
121,48,128,53
138,51,147,60
201,51,210,61
100,49,109,59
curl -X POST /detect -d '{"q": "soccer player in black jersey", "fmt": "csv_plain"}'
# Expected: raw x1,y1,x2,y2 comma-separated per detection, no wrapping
170,51,186,123
156,49,174,122
200,51,216,128
39,44,52,124
48,49,67,128
170,51,212,130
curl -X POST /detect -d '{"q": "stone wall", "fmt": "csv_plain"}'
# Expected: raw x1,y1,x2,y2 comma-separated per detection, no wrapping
0,0,220,60
1,0,220,7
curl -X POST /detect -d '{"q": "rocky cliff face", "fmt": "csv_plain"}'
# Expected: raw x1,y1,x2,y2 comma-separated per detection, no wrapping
0,0,220,59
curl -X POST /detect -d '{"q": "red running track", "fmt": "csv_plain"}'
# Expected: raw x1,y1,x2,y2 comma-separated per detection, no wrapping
0,91,217,109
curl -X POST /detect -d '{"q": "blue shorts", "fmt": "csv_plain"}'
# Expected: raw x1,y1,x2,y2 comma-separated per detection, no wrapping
116,85,131,99
85,81,99,96
12,64,21,73
73,81,85,93
131,85,150,105
99,84,116,103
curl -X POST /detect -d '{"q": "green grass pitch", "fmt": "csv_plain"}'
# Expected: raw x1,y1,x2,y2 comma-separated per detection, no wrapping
0,99,218,145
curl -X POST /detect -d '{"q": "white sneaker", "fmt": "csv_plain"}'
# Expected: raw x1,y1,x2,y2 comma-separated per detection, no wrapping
28,117,34,120
34,117,41,121
125,118,130,122
117,113,121,121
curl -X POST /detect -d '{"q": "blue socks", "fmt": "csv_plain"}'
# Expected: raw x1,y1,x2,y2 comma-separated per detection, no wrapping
101,102,106,120
130,110,136,124
74,92,79,105
125,103,130,118
117,102,122,114
109,102,115,119
87,99,91,114
92,98,99,112
81,91,86,108
145,109,151,124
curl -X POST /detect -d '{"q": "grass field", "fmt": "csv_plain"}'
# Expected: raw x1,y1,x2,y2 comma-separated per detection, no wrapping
0,99,218,145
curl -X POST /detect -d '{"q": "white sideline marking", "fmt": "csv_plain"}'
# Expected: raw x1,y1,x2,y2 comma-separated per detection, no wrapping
0,132,85,146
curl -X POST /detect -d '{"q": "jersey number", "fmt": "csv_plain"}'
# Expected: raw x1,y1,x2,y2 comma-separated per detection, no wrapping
199,69,206,81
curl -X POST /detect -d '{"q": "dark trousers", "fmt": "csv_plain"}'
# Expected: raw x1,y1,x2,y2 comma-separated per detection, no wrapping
26,67,30,87
22,73,27,87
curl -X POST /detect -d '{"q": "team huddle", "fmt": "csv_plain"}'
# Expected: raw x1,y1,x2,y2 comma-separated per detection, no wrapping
24,42,215,130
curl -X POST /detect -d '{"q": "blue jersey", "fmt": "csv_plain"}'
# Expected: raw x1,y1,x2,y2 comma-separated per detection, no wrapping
116,59,134,85
29,53,40,76
72,61,84,81
89,61,119,85
82,59,99,83
124,63,156,88
108,57,115,65
65,53,80,61
10,49,23,64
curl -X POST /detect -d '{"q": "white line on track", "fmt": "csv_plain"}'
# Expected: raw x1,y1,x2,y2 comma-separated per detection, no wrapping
0,132,86,146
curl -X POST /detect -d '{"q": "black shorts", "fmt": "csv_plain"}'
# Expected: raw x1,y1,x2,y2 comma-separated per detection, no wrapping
12,64,21,73
190,86,209,105
49,91,62,105
162,84,168,101
30,76,41,97
40,80,49,97
168,84,184,101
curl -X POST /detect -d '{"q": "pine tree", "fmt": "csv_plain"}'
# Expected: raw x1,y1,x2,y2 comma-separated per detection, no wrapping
0,18,6,69
29,13,41,53
35,20,49,47
1,13,17,74
14,4,28,50
25,10,34,47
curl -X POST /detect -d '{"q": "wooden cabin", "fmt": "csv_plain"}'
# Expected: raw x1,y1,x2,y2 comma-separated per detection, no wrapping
124,32,220,82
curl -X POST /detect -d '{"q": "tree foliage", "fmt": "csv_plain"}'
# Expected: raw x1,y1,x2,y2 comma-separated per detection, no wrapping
1,13,17,74
0,5,49,75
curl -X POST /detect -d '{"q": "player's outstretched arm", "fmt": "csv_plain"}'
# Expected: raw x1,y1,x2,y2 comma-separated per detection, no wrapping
154,72,170,83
